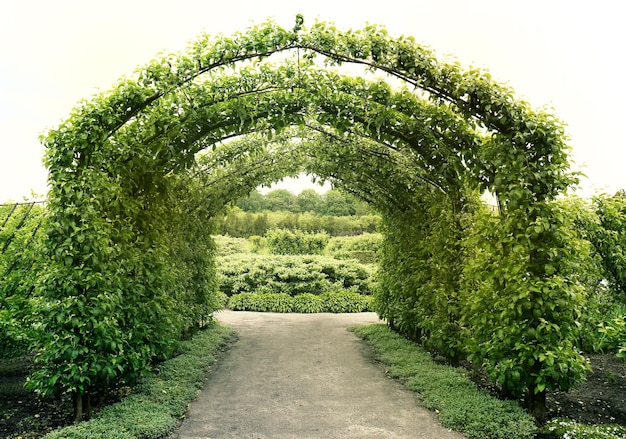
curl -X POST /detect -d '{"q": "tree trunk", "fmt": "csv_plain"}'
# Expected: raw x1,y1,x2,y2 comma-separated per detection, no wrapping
85,392,92,420
72,391,83,423
528,389,547,425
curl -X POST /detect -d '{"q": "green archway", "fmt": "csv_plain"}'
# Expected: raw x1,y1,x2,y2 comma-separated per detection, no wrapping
32,17,586,420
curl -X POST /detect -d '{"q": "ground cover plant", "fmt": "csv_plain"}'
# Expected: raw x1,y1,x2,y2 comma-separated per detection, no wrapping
0,322,232,439
352,324,537,439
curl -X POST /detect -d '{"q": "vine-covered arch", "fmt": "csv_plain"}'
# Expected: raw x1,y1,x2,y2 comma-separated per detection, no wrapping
33,16,585,421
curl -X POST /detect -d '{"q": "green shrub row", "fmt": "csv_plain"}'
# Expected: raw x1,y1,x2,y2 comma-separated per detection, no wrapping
43,322,232,439
351,324,537,439
324,233,382,264
227,291,373,313
217,253,375,296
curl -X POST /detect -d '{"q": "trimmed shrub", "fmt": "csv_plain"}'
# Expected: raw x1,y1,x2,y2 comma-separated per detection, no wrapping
325,233,382,264
292,293,324,313
266,228,329,255
321,291,372,313
228,293,294,312
258,292,294,313
212,234,252,256
227,292,371,313
217,254,375,296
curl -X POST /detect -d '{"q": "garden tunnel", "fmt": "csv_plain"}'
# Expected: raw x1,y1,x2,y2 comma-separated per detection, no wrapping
33,16,587,421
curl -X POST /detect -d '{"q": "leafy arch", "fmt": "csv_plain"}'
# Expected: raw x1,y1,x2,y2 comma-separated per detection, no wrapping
34,17,584,421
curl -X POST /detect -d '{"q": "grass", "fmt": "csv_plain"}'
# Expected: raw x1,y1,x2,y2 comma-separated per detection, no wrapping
43,321,233,439
351,324,537,439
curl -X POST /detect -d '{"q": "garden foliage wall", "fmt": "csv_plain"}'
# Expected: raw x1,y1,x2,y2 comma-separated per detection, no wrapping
21,16,588,419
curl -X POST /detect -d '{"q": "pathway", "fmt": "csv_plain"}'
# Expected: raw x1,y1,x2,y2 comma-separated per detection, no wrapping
171,311,464,439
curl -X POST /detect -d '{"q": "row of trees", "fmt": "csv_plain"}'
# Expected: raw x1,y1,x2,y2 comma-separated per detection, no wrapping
0,202,46,358
210,209,380,237
236,187,373,216
375,191,626,421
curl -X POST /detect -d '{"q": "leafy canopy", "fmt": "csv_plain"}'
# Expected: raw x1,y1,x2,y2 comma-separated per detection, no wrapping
33,15,582,421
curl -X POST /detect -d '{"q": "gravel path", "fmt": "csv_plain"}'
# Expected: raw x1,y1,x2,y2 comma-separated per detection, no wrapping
171,311,465,439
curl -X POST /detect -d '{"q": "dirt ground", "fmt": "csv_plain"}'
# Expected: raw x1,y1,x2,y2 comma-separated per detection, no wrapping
2,311,626,438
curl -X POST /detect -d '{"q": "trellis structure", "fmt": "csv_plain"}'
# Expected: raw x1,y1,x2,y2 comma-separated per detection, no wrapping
31,16,587,421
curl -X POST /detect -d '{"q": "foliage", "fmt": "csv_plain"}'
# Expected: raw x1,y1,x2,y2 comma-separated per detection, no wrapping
210,208,380,237
0,202,46,358
462,201,590,421
43,322,232,439
587,194,626,296
595,313,626,358
375,188,474,362
266,228,329,255
236,188,373,216
227,291,372,313
351,324,537,439
548,195,626,357
325,232,381,263
217,253,375,296
320,291,372,313
34,14,581,422
212,234,252,256
292,293,324,313
541,418,626,439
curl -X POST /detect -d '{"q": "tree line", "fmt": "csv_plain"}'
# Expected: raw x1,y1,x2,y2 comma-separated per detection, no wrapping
211,188,381,237
236,188,373,216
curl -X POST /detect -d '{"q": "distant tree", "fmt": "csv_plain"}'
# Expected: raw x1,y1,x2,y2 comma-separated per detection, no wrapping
295,189,323,213
322,189,355,216
265,189,296,212
237,189,266,212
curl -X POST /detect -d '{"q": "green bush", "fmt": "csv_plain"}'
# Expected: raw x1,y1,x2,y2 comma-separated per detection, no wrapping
214,291,229,310
266,228,329,255
257,292,294,312
43,322,233,439
217,254,375,296
292,293,324,313
321,291,372,313
228,293,291,312
325,233,382,263
351,324,536,439
212,234,252,256
227,292,258,311
595,313,626,358
227,292,371,313
210,209,381,238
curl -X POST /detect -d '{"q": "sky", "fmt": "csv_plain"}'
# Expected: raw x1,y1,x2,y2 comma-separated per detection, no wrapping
1,0,624,202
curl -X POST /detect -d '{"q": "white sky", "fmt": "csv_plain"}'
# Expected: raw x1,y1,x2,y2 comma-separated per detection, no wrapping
1,0,624,201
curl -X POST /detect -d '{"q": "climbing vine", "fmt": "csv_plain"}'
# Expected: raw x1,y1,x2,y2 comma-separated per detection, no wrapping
30,16,583,422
